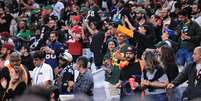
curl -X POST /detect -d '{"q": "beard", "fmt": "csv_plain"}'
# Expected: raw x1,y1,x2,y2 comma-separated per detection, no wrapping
59,63,67,68
50,39,57,43
126,57,135,62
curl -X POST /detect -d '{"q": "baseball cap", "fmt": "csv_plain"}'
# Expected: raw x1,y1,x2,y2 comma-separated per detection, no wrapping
71,26,82,33
135,8,146,14
125,46,136,53
2,43,14,50
154,41,168,48
80,7,89,14
71,16,81,22
0,32,11,37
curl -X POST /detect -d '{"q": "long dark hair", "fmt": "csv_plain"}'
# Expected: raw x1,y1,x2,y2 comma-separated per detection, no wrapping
160,46,176,68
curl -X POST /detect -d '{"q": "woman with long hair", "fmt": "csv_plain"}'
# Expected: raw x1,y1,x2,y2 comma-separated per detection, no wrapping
159,46,180,101
159,46,179,82
102,39,120,101
141,50,168,101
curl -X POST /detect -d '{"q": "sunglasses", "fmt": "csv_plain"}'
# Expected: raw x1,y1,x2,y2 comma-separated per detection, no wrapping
59,57,67,61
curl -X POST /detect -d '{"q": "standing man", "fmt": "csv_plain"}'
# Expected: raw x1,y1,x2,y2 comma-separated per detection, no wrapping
66,16,84,62
43,31,64,70
167,46,201,100
176,10,201,67
32,50,54,88
54,51,74,94
74,56,94,100
191,3,201,27
4,52,31,99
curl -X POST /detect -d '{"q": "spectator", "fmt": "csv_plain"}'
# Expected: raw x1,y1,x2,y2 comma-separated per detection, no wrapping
1,0,201,100
32,50,54,88
158,46,180,101
107,28,131,88
0,66,10,101
1,43,14,66
16,20,32,41
102,22,118,55
141,50,169,101
42,19,57,46
43,31,64,70
54,51,74,94
74,56,94,100
135,24,156,58
4,52,31,99
15,20,32,50
102,39,119,101
176,9,201,66
159,46,179,82
0,32,14,46
159,8,170,28
149,15,163,42
117,46,142,101
20,46,35,71
167,46,201,100
66,16,84,62
106,29,130,90
0,7,13,33
30,26,43,51
154,30,179,54
90,21,105,69
191,2,201,27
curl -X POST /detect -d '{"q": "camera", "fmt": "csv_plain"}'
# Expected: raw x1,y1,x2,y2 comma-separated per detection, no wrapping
181,25,188,33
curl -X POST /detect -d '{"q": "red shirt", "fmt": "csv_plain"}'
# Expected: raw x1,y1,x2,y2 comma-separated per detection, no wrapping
68,39,82,55
67,25,83,55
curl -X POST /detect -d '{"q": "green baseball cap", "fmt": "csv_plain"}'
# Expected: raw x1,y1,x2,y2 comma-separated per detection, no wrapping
80,7,89,13
136,8,146,14
154,41,168,48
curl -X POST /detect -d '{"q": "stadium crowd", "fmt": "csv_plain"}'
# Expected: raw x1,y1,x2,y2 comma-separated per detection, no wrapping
0,0,201,101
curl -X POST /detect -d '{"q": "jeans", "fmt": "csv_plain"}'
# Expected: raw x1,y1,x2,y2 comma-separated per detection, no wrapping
146,93,168,101
167,87,183,101
176,48,193,66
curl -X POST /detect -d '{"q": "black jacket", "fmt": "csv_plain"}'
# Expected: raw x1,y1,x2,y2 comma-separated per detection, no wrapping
172,63,201,100
178,21,201,51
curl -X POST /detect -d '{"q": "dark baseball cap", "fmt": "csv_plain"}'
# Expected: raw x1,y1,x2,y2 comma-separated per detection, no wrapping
125,46,136,53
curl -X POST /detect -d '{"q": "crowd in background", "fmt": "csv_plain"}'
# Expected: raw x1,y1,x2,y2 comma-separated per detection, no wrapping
0,0,201,101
